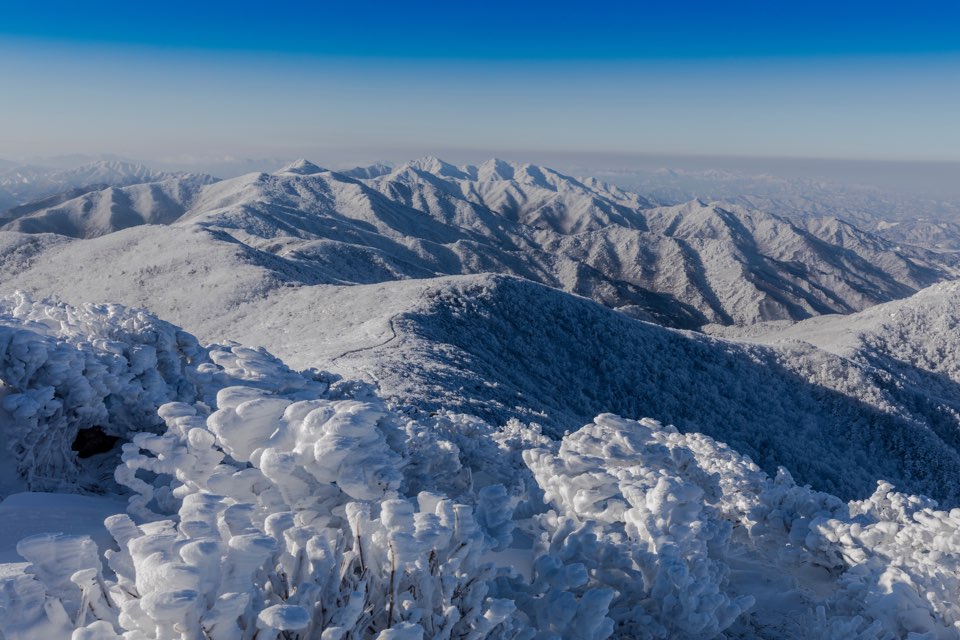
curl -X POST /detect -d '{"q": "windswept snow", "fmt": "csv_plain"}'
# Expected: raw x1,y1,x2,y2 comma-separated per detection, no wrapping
0,492,126,564
0,292,325,496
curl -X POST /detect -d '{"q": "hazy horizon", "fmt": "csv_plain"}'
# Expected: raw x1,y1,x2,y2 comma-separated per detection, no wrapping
5,148,960,199
2,1,959,195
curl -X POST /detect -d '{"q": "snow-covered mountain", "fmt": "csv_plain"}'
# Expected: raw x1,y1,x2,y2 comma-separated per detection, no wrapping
2,175,218,238
2,294,960,639
3,158,959,504
0,184,114,225
866,218,960,252
215,274,960,505
603,165,960,252
711,279,960,379
4,217,960,507
3,153,960,638
374,157,653,233
0,160,192,209
2,158,956,328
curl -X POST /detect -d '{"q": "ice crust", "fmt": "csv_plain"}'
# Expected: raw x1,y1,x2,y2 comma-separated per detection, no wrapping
1,297,960,639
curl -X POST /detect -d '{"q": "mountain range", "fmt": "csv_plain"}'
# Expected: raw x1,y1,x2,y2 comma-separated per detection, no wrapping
0,159,189,205
605,165,960,251
2,157,956,329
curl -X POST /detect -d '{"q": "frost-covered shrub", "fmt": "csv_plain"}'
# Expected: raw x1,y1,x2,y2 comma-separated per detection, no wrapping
57,389,520,639
803,482,960,637
0,293,332,493
522,413,960,639
523,414,753,639
0,293,207,490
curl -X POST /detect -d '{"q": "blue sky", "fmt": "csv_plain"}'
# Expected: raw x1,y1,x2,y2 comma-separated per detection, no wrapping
1,1,959,164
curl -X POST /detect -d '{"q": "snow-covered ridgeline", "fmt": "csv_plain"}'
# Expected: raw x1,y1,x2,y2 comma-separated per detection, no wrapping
2,298,960,638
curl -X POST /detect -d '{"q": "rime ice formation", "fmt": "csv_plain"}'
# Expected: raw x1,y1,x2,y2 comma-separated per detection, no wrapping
2,297,960,639
0,292,326,495
0,292,205,493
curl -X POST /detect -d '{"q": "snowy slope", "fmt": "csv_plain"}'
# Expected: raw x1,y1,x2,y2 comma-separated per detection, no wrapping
710,281,960,448
2,299,960,638
0,185,115,225
243,274,960,505
0,225,286,341
709,279,960,364
2,158,956,329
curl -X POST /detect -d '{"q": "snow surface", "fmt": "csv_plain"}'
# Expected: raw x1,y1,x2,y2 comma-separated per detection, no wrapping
1,299,960,638
0,493,126,564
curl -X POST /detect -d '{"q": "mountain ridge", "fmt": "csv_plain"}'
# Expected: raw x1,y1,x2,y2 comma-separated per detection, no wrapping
2,157,955,328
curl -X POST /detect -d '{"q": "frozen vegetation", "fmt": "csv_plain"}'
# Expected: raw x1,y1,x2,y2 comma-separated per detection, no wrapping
2,296,960,638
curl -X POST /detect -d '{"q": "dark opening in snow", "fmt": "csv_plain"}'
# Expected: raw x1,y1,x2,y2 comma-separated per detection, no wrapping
71,426,121,459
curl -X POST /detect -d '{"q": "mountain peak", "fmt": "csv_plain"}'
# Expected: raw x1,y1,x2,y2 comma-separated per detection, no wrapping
338,162,393,180
477,158,516,181
277,159,327,175
403,156,472,179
